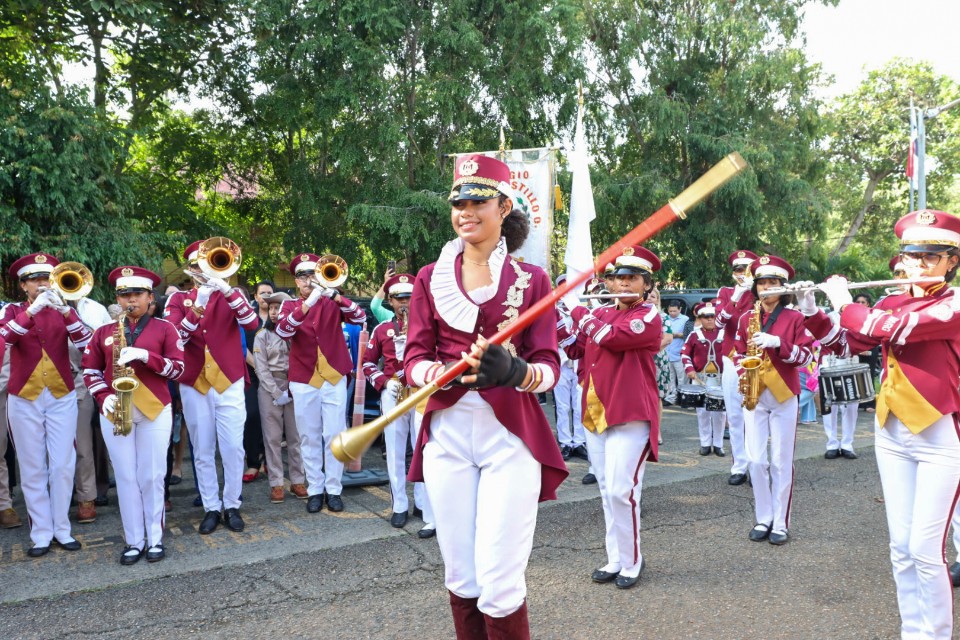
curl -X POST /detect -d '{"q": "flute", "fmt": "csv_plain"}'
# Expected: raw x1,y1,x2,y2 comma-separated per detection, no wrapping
759,276,944,297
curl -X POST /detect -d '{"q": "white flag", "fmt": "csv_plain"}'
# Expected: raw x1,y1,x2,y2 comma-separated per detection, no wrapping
563,100,596,309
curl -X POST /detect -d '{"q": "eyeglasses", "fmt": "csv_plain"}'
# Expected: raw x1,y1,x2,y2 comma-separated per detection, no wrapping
899,252,949,268
699,315,716,319
732,266,747,273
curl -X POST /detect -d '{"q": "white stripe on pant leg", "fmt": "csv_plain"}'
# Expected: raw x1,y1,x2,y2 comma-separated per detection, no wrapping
290,382,325,495
423,396,482,599
768,394,798,534
180,384,222,512
584,426,618,569
411,411,433,525
213,379,246,510
137,405,172,547
744,393,773,528
319,377,347,496
381,388,411,513
722,358,748,474
604,421,650,575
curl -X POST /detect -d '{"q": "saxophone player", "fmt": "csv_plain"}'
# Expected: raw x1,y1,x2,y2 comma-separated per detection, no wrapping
81,267,184,565
732,255,813,546
361,274,434,537
0,253,93,558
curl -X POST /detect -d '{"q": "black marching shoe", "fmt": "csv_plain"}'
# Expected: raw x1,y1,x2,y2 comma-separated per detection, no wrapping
307,494,324,513
54,538,82,551
591,568,619,584
824,448,840,459
949,561,960,588
412,507,423,519
418,524,437,539
391,511,408,528
224,508,244,532
748,523,772,542
728,473,748,486
120,546,143,566
615,559,645,590
559,445,572,461
712,447,725,457
326,493,344,512
146,544,165,563
699,446,711,456
570,444,590,461
768,530,789,545
199,510,221,535
27,545,50,558
582,472,597,485
840,449,858,460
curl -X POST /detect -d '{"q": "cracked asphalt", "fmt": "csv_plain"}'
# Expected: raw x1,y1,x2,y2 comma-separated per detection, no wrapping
0,405,951,639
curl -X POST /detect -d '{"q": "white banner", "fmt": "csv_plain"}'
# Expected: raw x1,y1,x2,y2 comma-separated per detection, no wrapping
455,148,555,272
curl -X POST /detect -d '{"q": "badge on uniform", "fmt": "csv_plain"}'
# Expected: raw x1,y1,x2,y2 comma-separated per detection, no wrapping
630,319,645,334
104,336,114,346
184,299,193,308
386,329,395,337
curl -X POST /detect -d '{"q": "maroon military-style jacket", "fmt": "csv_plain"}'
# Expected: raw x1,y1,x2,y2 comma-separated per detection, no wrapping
805,286,960,433
0,303,92,398
716,285,755,360
404,249,566,502
81,316,184,416
164,287,257,388
362,318,406,391
733,305,814,397
276,295,366,384
681,326,725,375
566,302,663,459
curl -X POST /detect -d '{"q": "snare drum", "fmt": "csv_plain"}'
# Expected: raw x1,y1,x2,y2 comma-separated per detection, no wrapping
678,384,706,409
705,388,725,412
819,363,875,406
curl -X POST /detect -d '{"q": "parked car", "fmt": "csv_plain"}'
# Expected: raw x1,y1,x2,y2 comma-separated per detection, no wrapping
659,288,719,315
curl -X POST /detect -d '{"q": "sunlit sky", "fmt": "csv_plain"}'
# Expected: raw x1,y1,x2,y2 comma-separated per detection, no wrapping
802,0,959,99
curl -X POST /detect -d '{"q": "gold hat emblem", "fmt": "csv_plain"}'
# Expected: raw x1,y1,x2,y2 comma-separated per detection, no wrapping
300,253,310,261
916,211,937,225
121,267,134,277
35,254,47,263
759,256,770,265
399,275,409,283
459,159,479,176
622,246,635,256
737,251,746,258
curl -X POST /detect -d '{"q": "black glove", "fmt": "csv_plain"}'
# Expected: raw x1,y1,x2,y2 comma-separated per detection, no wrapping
473,342,529,388
442,361,468,388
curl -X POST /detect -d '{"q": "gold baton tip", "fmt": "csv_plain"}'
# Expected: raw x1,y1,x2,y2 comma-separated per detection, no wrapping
669,152,748,219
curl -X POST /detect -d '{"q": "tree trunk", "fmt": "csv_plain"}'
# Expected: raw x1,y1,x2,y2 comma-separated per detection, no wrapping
829,171,885,259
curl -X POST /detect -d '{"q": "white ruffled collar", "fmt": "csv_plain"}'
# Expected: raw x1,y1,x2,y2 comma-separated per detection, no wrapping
430,237,509,332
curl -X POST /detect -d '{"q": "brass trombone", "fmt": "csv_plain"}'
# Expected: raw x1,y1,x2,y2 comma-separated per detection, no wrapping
183,236,242,284
48,262,94,301
313,254,348,289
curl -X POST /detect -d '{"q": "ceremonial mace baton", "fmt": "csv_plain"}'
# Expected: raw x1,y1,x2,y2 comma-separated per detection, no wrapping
332,152,749,463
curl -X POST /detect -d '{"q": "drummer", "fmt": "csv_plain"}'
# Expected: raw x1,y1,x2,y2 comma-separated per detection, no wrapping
680,302,726,456
819,293,861,461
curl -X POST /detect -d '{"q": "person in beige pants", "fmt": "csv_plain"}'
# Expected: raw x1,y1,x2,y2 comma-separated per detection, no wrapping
0,346,21,529
253,292,306,503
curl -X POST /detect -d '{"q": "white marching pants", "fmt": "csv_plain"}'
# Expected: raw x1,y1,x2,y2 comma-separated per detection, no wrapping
0,392,12,511
381,388,433,523
554,367,585,447
744,389,798,535
696,407,726,449
7,389,78,546
822,402,858,452
180,379,246,512
584,420,651,576
875,414,960,640
722,357,749,475
99,404,172,549
423,391,540,618
290,378,347,497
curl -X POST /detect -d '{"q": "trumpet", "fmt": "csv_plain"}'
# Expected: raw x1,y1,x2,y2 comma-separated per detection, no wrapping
184,236,242,284
758,276,944,298
48,261,94,301
301,254,349,291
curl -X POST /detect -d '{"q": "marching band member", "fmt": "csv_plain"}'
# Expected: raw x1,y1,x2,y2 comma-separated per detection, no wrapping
716,249,758,485
733,255,813,546
819,322,860,460
362,273,435,537
0,253,92,557
164,241,259,535
81,267,184,564
800,210,960,639
563,245,663,591
553,274,588,461
681,302,726,456
276,253,366,514
405,154,565,638
253,292,307,503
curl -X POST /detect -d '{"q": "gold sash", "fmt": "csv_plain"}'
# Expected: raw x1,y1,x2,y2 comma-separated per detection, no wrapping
875,350,941,434
759,359,794,404
193,347,234,395
19,349,71,400
581,374,608,434
308,347,343,389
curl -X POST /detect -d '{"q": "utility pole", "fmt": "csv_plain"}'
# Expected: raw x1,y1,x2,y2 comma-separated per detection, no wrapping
915,97,960,209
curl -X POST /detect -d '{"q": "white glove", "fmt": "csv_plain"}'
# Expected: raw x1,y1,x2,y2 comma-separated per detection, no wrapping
101,394,118,416
320,287,337,299
273,390,292,406
27,291,54,315
817,276,853,311
385,378,403,400
561,290,583,313
204,276,231,294
118,346,149,365
304,286,325,307
795,282,818,316
730,279,753,303
752,332,781,350
194,285,213,308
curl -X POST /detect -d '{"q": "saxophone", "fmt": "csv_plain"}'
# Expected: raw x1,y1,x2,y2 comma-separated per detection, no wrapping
111,311,141,436
738,301,766,411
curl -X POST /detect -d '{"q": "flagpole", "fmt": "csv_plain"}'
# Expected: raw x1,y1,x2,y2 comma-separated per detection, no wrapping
908,98,916,212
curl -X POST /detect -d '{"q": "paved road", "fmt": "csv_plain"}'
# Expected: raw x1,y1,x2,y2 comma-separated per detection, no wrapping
0,405,949,638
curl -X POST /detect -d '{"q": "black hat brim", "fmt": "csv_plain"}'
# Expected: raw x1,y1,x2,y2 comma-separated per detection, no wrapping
611,266,650,276
448,184,502,202
900,243,955,253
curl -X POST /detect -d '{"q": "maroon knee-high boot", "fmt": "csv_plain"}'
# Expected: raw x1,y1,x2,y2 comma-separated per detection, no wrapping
483,601,529,640
449,591,487,640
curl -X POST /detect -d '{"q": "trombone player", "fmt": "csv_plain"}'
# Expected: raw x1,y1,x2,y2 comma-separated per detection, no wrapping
0,253,93,557
81,267,184,565
276,253,366,514
164,240,259,535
